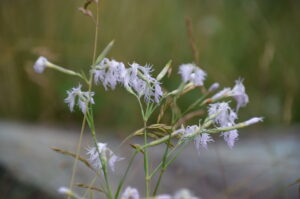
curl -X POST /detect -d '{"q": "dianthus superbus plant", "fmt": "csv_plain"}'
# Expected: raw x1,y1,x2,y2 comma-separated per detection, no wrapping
33,1,262,199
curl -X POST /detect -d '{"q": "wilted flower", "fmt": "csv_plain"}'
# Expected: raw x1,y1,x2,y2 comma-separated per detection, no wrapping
121,186,139,199
64,84,95,114
33,56,48,74
178,63,206,86
87,142,123,172
174,189,199,199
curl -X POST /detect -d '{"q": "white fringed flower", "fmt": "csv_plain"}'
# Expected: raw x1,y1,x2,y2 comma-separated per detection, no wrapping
92,58,126,90
211,79,249,111
126,62,163,103
178,63,207,86
33,56,48,74
87,142,123,172
231,79,249,111
208,102,239,148
208,102,237,127
121,186,140,199
174,189,199,199
64,84,95,114
195,133,214,151
221,129,239,149
182,125,213,153
92,59,164,103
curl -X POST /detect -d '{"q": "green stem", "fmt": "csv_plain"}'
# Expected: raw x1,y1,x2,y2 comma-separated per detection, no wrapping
143,120,150,198
115,150,138,199
152,134,171,196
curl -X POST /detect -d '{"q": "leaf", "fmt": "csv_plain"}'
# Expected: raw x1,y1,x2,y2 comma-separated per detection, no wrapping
51,147,95,172
130,144,144,153
76,183,104,193
156,60,172,81
94,40,115,67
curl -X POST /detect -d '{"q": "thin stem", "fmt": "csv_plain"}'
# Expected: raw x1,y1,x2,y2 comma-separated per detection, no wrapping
152,134,172,196
115,150,139,199
68,114,87,198
143,120,150,198
68,1,100,198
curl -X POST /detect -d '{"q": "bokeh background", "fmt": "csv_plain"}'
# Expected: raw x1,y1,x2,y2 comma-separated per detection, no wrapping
1,0,300,129
0,0,300,199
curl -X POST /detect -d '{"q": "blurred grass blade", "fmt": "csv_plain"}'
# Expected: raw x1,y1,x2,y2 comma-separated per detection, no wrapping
51,147,95,172
76,183,104,193
93,40,115,67
156,60,172,81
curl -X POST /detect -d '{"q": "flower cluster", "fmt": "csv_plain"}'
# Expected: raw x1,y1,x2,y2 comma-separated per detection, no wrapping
64,84,95,114
121,187,199,199
87,142,123,172
178,63,207,86
92,58,163,103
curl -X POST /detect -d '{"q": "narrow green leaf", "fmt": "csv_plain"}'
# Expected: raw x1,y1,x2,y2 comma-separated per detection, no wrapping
156,60,172,81
93,40,115,67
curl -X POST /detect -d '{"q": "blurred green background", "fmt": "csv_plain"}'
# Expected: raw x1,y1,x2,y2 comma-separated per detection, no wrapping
0,0,299,130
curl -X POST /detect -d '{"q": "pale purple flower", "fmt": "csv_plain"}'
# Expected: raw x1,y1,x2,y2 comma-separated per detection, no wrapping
87,142,123,172
208,102,237,127
208,82,220,92
126,62,163,103
156,194,172,199
64,84,95,114
244,117,263,126
121,187,139,199
178,63,207,86
182,126,213,152
92,58,126,90
195,133,214,151
179,64,194,83
221,129,239,149
33,56,48,74
231,79,249,111
211,88,231,100
57,187,71,195
183,125,199,137
174,189,199,199
154,82,163,103
208,102,241,148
